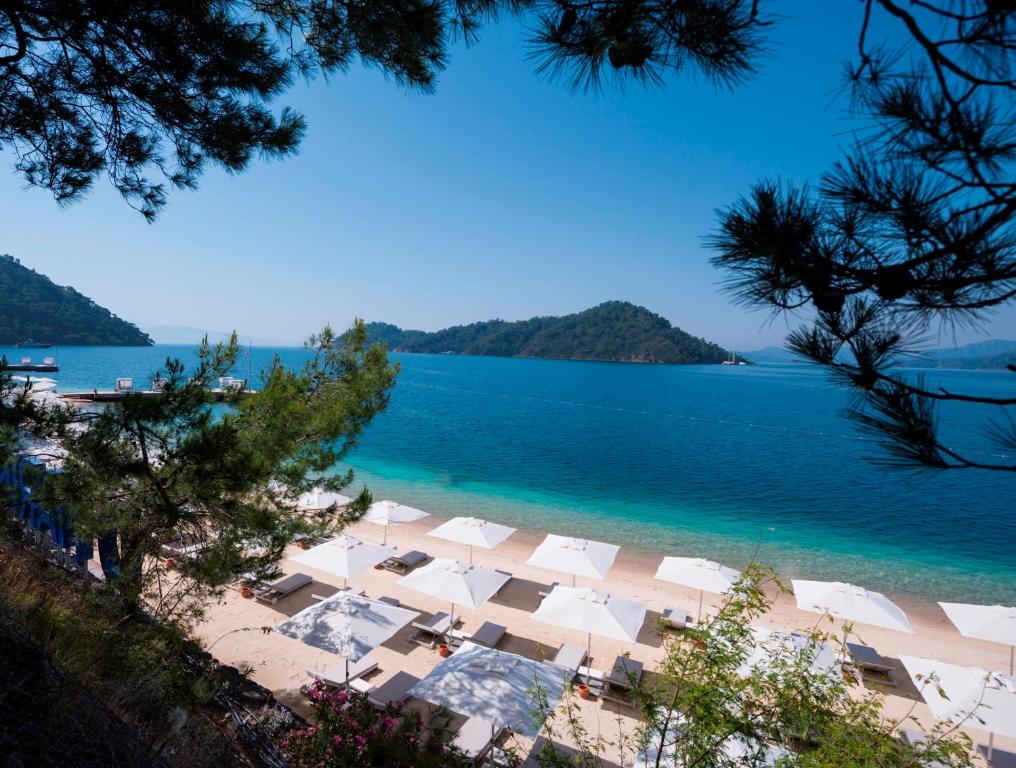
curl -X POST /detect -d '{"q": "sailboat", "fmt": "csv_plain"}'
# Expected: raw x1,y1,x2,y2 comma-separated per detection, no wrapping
722,350,738,366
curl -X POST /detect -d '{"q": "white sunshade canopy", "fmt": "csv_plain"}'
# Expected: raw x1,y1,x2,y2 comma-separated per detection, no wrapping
408,641,567,738
427,516,516,562
296,487,353,510
901,655,1016,742
290,535,395,584
527,534,620,582
533,585,647,644
397,558,510,615
655,557,741,593
740,626,841,685
275,591,420,662
792,579,914,634
939,602,1016,673
12,375,58,392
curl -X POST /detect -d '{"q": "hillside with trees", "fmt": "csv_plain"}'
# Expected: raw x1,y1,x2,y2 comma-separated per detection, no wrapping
366,302,730,364
0,255,152,346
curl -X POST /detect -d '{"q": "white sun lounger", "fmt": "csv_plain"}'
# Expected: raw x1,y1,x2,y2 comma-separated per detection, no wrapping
365,671,420,709
543,642,588,678
845,642,897,686
452,717,500,762
306,656,379,690
661,606,691,629
411,611,458,647
382,550,429,574
254,572,313,604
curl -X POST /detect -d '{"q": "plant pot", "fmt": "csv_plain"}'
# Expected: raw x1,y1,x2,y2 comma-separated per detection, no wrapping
577,684,591,700
373,563,384,570
240,586,253,599
693,638,705,650
298,541,310,550
164,558,176,570
438,644,451,658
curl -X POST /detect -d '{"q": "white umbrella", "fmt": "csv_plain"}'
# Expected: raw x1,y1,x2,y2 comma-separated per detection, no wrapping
939,602,1016,674
533,585,647,682
397,557,510,623
297,487,353,510
901,655,1016,762
276,591,420,682
527,534,619,586
427,516,516,564
408,640,566,738
740,626,841,685
655,556,741,622
290,535,395,586
365,499,429,545
791,579,913,634
11,375,57,391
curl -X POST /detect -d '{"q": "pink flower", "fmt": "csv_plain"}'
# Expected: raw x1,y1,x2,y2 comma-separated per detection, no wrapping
355,735,367,748
336,690,349,704
333,735,343,745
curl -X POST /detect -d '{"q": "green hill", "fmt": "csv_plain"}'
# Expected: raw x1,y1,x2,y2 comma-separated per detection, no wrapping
366,301,730,364
0,255,153,346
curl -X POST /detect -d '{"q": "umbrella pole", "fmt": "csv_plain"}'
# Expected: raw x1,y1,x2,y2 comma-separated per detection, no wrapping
572,574,576,588
469,544,473,566
988,733,994,763
586,632,592,686
345,657,350,687
1010,645,1013,676
697,589,704,623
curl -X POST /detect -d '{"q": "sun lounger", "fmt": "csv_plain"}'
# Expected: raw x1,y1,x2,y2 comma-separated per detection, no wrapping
661,607,690,629
411,611,458,647
305,656,379,691
900,728,951,768
538,580,560,598
469,621,507,648
452,717,500,762
377,595,400,606
254,572,313,604
366,671,420,709
845,642,896,686
543,642,588,678
602,655,644,707
382,550,429,574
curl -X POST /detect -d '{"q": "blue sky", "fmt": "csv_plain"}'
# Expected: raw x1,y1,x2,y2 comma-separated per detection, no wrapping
2,1,1013,349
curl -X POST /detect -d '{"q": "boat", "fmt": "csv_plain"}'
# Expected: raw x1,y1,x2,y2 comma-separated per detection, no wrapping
16,339,52,348
722,350,738,366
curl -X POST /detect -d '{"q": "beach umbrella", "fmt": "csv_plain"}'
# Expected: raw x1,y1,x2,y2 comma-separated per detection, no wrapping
791,579,913,634
427,516,516,564
408,640,566,738
11,375,57,392
655,556,741,622
901,655,1016,763
276,591,420,683
290,535,395,587
526,534,619,586
396,557,510,623
296,487,353,510
939,602,1016,674
533,585,647,682
740,626,841,685
365,500,429,545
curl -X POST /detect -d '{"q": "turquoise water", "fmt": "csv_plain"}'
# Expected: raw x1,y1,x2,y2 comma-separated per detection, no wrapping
7,344,1014,604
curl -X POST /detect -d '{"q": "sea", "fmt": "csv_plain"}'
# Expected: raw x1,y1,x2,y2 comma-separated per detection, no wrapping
7,343,1014,605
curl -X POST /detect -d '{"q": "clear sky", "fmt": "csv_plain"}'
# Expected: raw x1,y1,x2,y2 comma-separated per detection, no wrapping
2,1,1013,349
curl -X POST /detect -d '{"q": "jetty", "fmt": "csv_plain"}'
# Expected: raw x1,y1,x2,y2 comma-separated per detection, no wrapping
2,355,59,373
59,375,252,403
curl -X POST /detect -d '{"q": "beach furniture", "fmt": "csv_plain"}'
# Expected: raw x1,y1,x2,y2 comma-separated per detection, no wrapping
305,656,379,691
939,602,1016,674
397,558,511,625
792,580,913,633
377,595,401,606
602,655,644,707
527,534,620,586
544,642,589,677
450,620,507,650
538,580,560,598
162,535,214,561
291,535,395,587
427,516,516,565
296,487,353,510
115,377,134,393
655,557,741,622
899,728,951,768
366,500,430,545
845,642,897,686
493,569,513,595
411,611,458,648
254,572,313,604
382,549,429,573
661,606,691,629
365,671,420,709
451,717,501,763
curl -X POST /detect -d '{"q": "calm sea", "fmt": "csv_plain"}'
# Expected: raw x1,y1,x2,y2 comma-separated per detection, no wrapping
7,343,1013,604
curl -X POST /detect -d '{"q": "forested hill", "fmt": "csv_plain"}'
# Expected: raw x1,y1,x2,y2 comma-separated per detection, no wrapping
0,255,153,346
366,302,730,364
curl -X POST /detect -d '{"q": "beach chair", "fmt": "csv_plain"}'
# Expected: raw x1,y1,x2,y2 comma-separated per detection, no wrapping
538,580,560,598
449,621,507,650
543,642,588,679
305,656,379,692
411,611,458,648
365,671,420,709
382,549,429,574
602,655,644,707
845,642,897,687
254,572,313,604
452,717,501,763
661,606,692,630
115,377,134,393
377,595,401,606
899,728,951,768
42,357,55,366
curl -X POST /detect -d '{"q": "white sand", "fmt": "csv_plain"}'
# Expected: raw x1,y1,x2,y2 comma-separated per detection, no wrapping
192,513,1015,766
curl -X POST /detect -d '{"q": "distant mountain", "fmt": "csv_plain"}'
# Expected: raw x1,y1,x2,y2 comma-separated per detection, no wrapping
366,302,730,364
141,324,299,347
0,255,152,346
740,346,804,364
743,339,1016,370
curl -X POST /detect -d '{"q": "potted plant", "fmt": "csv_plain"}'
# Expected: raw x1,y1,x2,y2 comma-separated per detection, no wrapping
577,683,591,700
240,586,254,599
164,558,176,570
438,643,451,658
298,540,310,550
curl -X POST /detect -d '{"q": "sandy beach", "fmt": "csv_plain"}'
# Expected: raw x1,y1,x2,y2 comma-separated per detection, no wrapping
193,512,1016,766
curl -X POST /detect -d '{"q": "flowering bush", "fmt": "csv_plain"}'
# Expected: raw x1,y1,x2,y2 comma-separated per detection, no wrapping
281,682,474,768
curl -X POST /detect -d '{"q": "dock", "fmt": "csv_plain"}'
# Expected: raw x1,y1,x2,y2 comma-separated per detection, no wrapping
3,362,60,372
59,388,252,404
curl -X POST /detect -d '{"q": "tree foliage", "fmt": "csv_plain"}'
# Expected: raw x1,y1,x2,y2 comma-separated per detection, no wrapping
708,1,1015,471
46,322,396,621
0,0,769,218
367,301,731,363
0,254,153,345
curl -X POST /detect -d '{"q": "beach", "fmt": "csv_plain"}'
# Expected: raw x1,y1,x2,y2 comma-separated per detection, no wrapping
193,511,1016,766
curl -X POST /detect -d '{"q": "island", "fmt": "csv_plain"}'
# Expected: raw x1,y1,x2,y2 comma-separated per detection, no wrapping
367,301,730,364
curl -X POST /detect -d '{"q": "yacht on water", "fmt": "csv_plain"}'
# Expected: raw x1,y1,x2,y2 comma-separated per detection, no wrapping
722,350,746,366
